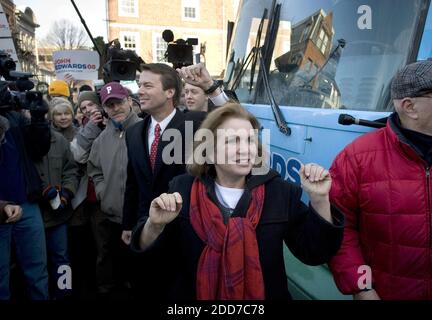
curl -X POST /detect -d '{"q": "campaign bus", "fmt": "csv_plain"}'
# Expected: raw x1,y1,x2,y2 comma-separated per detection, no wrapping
223,0,432,299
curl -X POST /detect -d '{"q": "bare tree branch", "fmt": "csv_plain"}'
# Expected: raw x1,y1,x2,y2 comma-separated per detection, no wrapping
42,19,89,50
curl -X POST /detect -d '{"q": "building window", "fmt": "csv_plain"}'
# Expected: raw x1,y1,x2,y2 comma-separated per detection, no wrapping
316,28,329,55
120,32,140,54
300,24,311,42
152,34,168,63
182,0,199,21
119,0,138,17
184,7,196,18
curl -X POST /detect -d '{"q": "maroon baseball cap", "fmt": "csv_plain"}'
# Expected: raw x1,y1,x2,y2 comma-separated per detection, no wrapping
100,82,129,105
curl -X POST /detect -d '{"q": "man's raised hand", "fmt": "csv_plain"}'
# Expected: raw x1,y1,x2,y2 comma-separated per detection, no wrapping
176,63,213,91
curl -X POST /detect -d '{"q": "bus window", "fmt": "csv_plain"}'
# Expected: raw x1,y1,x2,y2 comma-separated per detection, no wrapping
418,2,432,60
226,0,430,112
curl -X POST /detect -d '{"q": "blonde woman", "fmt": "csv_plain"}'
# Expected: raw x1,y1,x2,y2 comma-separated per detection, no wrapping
49,98,77,142
35,100,79,298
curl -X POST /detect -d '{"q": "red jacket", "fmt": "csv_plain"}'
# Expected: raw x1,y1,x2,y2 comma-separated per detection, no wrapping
329,113,432,300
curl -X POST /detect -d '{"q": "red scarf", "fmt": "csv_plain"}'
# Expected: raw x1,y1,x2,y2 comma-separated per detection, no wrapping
189,179,266,300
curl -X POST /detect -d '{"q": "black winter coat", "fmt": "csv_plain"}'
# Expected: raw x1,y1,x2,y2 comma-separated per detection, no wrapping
2,111,51,202
122,109,206,230
131,170,344,301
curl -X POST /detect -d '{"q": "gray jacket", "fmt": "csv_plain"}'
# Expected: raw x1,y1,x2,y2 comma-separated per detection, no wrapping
87,112,141,224
69,121,102,211
70,120,102,164
35,130,79,228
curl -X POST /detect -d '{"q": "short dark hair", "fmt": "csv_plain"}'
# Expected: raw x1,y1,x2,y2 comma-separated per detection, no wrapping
141,63,182,107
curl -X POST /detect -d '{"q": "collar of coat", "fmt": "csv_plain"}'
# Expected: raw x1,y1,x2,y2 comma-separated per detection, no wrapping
107,111,140,132
388,112,430,164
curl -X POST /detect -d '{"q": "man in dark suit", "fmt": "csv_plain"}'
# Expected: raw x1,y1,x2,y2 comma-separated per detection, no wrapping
122,63,205,299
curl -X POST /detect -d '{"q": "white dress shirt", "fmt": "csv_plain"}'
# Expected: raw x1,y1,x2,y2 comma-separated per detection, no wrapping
148,108,177,154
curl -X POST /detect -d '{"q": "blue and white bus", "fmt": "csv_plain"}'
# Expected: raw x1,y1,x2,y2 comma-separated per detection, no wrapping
223,0,432,299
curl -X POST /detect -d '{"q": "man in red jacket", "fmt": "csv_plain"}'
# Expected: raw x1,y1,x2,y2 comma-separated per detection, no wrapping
329,60,432,300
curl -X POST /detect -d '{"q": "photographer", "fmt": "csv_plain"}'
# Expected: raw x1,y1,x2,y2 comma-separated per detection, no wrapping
68,91,104,298
0,119,22,225
0,81,50,300
70,91,104,164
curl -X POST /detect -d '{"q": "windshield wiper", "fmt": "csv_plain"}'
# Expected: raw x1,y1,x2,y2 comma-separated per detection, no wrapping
248,9,267,92
258,47,291,135
255,1,290,135
229,1,290,135
230,9,268,92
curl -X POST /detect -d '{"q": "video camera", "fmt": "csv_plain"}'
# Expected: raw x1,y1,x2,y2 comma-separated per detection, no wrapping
103,39,144,82
0,50,43,111
162,29,198,69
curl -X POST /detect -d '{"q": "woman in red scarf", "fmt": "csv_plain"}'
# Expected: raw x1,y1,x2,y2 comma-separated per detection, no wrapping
131,103,344,300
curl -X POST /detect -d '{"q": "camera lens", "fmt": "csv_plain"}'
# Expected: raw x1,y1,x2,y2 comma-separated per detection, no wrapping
117,64,129,75
0,58,16,71
4,59,15,71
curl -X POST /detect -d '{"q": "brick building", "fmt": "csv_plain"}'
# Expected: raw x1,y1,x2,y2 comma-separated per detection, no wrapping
107,0,239,76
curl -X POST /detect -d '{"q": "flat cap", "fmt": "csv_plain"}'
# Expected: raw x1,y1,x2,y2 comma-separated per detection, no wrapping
391,60,432,99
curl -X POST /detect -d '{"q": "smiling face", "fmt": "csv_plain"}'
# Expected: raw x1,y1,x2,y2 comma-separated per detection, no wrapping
52,105,73,129
138,70,175,115
214,117,258,182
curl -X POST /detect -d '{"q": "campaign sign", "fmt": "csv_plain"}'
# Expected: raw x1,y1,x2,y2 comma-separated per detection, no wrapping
53,50,99,80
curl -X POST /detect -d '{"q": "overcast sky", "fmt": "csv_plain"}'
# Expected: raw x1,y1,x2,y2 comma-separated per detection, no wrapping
14,0,107,42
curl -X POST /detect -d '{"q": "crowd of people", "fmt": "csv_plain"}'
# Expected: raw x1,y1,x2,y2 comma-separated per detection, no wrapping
0,59,432,301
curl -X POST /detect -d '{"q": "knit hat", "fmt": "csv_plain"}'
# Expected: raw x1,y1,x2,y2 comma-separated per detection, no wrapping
79,85,93,93
49,97,74,120
76,91,101,110
48,80,70,97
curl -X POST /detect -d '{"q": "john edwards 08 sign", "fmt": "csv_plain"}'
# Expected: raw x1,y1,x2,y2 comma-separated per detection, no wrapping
53,50,99,81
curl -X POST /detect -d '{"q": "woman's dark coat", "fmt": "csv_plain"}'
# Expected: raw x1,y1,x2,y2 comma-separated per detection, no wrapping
131,170,344,300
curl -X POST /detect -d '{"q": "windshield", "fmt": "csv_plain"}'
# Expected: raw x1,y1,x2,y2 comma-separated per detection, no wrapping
225,0,430,111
